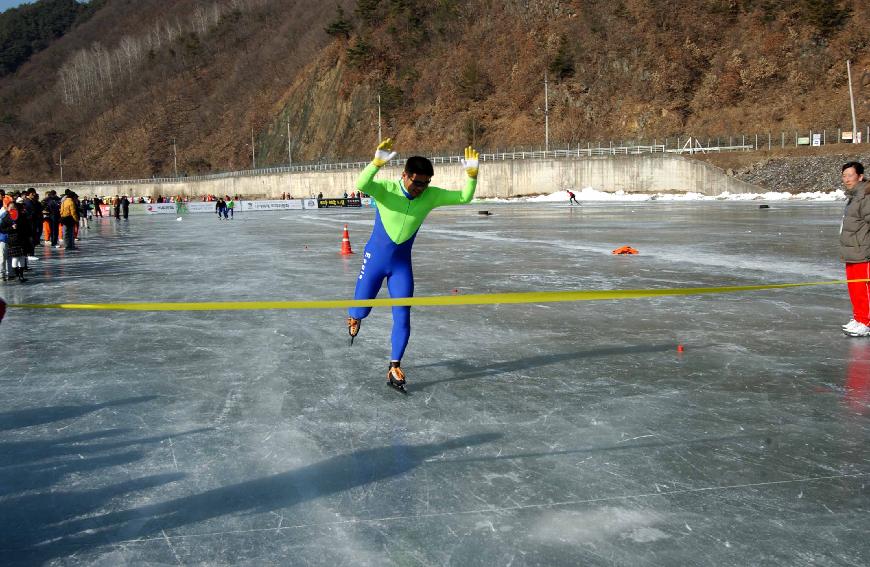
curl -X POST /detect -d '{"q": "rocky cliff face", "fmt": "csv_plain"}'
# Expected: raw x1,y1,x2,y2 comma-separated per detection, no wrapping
688,146,870,193
0,0,868,183
735,152,870,193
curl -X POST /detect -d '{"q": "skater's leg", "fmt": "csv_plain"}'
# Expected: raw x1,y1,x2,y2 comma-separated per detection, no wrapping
386,259,414,362
349,249,387,321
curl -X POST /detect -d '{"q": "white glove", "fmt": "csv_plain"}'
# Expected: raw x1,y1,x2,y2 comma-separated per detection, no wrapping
460,146,479,179
372,138,397,167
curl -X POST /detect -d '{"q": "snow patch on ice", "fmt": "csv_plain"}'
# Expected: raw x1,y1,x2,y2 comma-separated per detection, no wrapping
531,507,668,544
476,187,847,203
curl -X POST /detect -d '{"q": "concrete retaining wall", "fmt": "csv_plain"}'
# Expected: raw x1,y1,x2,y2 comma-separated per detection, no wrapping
12,154,760,199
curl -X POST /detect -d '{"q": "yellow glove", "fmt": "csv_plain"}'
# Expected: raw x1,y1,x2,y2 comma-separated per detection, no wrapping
461,146,479,179
372,138,397,167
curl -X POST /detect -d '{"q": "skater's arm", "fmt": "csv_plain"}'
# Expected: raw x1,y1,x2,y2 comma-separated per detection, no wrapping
432,146,479,207
431,177,477,207
355,164,393,200
357,139,398,200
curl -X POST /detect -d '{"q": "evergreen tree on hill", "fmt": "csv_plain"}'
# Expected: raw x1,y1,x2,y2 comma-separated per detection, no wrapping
0,0,104,77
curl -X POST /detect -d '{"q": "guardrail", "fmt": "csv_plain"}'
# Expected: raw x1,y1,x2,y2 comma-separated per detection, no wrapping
0,143,756,189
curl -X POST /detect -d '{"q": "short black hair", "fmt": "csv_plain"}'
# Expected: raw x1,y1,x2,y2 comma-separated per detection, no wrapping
404,156,434,177
842,161,864,175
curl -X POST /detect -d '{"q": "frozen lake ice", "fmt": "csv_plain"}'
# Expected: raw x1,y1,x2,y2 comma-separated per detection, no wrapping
1,201,868,565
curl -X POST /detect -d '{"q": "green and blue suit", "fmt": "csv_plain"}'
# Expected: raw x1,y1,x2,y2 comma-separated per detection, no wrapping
350,163,476,360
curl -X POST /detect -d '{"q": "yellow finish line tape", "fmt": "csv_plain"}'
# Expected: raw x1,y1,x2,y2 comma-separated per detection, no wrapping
8,280,867,312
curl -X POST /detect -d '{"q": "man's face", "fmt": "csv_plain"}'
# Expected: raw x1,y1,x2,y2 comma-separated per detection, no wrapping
842,167,863,189
402,171,432,198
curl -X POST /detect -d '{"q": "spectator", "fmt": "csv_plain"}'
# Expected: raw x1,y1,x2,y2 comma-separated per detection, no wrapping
45,190,61,247
80,197,92,230
93,195,104,217
7,199,30,280
60,189,79,250
840,161,870,337
26,189,43,248
0,200,10,281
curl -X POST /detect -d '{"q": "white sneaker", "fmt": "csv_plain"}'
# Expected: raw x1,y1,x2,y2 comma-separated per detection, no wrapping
844,322,870,337
843,319,860,331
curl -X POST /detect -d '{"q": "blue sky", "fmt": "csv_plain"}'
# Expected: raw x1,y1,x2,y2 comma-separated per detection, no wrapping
0,0,32,12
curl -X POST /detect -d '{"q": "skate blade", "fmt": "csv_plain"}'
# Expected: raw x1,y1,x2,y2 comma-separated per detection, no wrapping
348,335,355,346
387,379,407,394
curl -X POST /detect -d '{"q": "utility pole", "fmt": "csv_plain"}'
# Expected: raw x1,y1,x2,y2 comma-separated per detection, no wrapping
847,60,858,142
172,138,178,177
544,72,550,152
251,127,256,169
287,118,293,165
56,151,64,182
377,93,382,142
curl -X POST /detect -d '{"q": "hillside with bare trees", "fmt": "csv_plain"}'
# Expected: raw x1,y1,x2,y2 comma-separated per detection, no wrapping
0,0,868,183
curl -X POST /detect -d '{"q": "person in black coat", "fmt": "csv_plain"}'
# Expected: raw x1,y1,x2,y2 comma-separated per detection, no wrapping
0,204,12,281
120,195,130,220
7,200,30,282
45,191,61,247
25,189,42,248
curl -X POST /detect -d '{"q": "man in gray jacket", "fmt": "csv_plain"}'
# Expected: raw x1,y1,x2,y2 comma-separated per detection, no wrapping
839,161,870,337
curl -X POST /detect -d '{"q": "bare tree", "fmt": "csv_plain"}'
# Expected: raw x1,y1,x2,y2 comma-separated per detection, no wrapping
56,0,274,109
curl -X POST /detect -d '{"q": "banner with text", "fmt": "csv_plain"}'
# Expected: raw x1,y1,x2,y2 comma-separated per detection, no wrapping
317,197,362,208
144,200,304,214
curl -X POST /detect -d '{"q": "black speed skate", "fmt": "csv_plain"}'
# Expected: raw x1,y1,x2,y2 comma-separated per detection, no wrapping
387,362,407,394
347,317,360,346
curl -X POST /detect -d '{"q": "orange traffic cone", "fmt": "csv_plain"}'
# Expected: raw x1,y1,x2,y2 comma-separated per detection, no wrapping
340,224,354,255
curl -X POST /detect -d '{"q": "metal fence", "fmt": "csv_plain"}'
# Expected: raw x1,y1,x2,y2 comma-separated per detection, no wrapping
2,126,867,190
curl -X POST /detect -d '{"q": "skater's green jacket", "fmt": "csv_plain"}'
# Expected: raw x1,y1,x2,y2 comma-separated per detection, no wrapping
356,163,477,245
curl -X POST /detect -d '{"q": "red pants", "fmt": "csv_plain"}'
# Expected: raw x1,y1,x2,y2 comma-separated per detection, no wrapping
846,262,870,324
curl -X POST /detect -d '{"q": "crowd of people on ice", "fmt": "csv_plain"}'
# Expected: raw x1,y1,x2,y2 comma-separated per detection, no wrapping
0,188,140,283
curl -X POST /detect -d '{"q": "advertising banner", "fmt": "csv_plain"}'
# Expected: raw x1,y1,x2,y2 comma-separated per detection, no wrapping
142,199,308,214
185,202,217,213
239,199,302,211
302,198,318,210
317,197,362,208
144,203,177,214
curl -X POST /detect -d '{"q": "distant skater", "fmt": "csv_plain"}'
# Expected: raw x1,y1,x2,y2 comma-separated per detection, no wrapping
121,195,130,220
567,190,580,206
215,198,227,219
840,161,870,337
346,139,479,392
